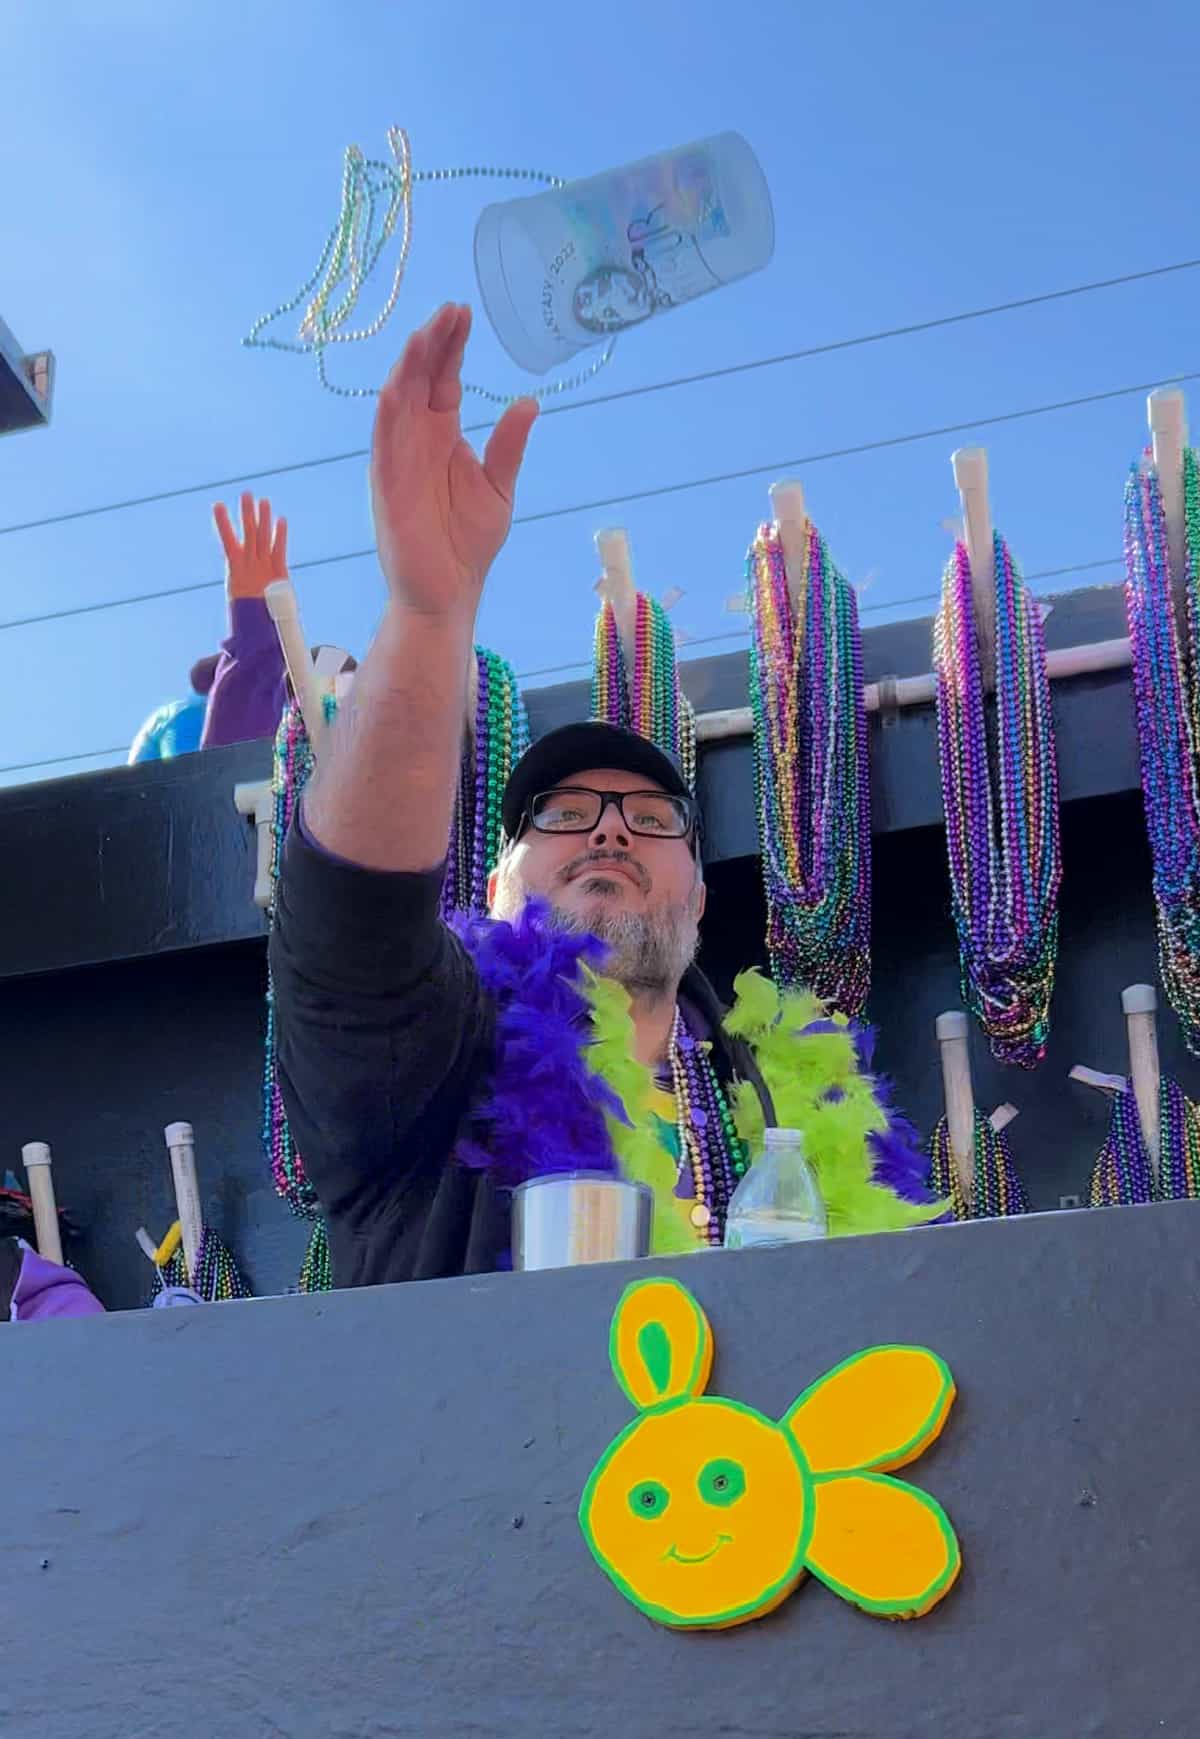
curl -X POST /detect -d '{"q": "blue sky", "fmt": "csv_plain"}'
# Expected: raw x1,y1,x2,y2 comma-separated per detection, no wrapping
2,0,1197,784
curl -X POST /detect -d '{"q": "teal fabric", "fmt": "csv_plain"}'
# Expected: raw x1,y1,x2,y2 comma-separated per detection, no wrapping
128,691,206,763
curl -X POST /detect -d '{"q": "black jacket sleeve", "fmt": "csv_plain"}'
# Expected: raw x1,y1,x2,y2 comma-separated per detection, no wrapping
268,817,493,1233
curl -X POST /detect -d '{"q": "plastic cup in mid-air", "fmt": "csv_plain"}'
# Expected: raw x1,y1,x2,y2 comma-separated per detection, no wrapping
474,130,774,375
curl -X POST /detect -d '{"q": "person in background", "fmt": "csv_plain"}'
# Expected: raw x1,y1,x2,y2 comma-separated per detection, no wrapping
127,652,219,763
202,493,291,749
0,1184,104,1322
202,492,356,748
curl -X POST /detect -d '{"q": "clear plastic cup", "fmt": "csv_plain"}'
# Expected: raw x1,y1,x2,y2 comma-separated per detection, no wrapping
474,131,774,374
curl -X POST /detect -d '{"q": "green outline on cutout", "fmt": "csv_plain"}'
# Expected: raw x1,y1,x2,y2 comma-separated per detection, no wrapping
608,1276,713,1410
783,1344,955,1473
583,1281,960,1630
802,1470,961,1616
578,1395,816,1630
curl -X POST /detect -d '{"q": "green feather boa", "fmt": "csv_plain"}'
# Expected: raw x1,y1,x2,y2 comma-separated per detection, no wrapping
583,966,944,1255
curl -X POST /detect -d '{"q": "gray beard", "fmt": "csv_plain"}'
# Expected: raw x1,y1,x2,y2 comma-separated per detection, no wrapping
547,891,700,998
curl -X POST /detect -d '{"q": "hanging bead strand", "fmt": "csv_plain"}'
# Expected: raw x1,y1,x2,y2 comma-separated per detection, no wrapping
1126,446,1200,1050
748,519,871,1017
932,531,1061,1067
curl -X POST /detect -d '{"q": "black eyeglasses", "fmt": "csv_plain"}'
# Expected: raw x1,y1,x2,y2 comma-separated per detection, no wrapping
524,786,698,841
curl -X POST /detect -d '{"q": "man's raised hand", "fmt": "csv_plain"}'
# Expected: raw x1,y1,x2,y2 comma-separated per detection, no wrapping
370,303,537,620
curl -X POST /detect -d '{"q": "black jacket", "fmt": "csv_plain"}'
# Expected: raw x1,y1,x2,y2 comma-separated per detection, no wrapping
270,823,771,1288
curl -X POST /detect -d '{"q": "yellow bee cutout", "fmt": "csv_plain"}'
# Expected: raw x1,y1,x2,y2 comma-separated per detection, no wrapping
579,1277,961,1630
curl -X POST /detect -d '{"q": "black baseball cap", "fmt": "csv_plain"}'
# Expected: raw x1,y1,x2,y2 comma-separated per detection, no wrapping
501,722,695,840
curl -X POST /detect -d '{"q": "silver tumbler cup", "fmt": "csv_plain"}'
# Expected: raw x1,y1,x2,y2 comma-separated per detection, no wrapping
512,1172,653,1271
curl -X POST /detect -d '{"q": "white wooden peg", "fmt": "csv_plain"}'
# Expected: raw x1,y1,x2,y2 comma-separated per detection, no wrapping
164,1122,203,1285
20,1141,63,1268
1122,983,1161,1178
1069,1064,1127,1096
769,479,809,616
1148,390,1189,615
934,1011,976,1205
233,779,275,909
265,580,328,761
595,528,638,666
951,447,995,676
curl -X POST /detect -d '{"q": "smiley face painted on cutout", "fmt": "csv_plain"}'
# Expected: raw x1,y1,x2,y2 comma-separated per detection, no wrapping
579,1277,960,1630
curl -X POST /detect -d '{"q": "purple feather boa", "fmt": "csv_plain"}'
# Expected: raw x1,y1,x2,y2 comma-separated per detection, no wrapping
851,1021,942,1209
443,912,938,1210
448,900,625,1187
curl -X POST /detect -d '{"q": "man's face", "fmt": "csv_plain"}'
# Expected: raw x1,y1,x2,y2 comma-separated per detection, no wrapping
488,766,707,991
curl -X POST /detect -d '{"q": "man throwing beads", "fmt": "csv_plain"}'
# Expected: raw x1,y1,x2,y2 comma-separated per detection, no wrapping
270,305,937,1287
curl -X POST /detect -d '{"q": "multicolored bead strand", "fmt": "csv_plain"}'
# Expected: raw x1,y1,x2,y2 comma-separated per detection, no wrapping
440,646,530,919
1124,447,1200,1051
153,1228,252,1303
263,700,330,1288
592,595,696,788
244,127,616,405
299,1220,332,1294
928,1111,1031,1220
1088,1076,1200,1207
669,1008,749,1246
747,520,871,1017
933,534,1061,1067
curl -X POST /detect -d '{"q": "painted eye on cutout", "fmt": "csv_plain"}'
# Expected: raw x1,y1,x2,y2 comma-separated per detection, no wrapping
698,1458,746,1507
627,1480,671,1519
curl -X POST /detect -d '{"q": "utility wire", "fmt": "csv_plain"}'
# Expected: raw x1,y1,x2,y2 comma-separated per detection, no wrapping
0,361,1175,636
0,555,1124,776
1,255,1197,539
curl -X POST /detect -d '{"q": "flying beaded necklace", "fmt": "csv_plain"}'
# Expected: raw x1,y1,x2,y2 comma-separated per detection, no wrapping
1088,1076,1200,1206
1124,447,1200,1051
747,520,871,1018
927,1110,1030,1220
244,126,615,405
442,646,530,918
591,594,697,789
932,534,1061,1068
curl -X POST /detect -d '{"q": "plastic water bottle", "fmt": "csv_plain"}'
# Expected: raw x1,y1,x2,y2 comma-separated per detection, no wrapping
724,1128,827,1249
474,131,775,374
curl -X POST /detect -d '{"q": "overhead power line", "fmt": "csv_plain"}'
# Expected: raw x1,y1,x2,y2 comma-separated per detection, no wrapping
1,254,1197,539
0,554,1124,777
0,361,1177,636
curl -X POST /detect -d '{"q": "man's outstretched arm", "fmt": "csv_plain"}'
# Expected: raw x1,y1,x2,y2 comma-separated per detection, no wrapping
304,302,537,871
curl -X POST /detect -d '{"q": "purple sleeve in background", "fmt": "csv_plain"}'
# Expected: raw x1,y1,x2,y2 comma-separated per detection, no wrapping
11,1244,105,1320
201,596,288,749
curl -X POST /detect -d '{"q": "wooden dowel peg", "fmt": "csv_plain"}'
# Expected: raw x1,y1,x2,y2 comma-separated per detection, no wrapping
20,1141,63,1268
595,528,638,666
265,581,328,761
989,1103,1019,1134
769,479,809,616
935,1011,976,1205
951,447,995,677
1121,984,1160,1177
164,1122,203,1285
234,779,274,909
1148,390,1189,614
1069,1064,1126,1096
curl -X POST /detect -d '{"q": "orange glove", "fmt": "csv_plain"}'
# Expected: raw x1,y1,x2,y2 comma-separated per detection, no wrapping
213,492,289,600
